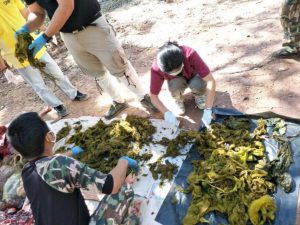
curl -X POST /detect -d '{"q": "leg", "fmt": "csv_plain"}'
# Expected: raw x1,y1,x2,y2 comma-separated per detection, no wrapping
167,77,187,114
188,75,207,109
280,0,294,44
78,17,146,100
60,32,125,104
188,75,206,96
90,183,138,225
17,66,63,107
274,0,300,56
39,53,78,100
167,77,188,99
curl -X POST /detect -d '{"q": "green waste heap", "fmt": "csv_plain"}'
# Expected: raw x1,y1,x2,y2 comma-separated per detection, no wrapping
15,33,57,83
179,117,294,225
57,116,156,174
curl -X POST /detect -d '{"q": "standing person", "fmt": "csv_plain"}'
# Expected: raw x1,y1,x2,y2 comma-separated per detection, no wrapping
150,42,216,128
19,0,157,120
7,112,140,225
273,0,300,57
0,0,88,117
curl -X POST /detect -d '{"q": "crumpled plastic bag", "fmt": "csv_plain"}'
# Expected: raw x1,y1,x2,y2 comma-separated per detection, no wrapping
2,172,25,209
0,164,15,192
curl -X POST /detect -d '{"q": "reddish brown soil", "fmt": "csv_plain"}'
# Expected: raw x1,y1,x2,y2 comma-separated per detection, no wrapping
0,0,299,132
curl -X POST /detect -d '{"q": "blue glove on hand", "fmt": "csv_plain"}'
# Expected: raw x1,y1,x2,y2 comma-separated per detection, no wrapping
71,146,84,156
164,111,178,126
15,25,29,37
201,108,213,127
28,34,47,57
120,156,140,175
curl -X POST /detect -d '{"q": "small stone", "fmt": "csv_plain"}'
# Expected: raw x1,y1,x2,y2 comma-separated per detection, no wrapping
278,67,288,72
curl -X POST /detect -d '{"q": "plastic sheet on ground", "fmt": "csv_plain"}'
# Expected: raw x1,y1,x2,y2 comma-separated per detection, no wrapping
47,117,191,225
155,108,300,225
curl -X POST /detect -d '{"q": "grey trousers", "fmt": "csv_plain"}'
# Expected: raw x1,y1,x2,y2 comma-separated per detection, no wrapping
167,75,206,99
18,53,78,107
60,16,146,103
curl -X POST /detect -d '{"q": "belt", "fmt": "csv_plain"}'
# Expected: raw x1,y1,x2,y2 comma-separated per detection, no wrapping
71,11,102,34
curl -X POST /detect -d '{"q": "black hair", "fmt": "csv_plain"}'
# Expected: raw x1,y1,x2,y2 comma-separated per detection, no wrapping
157,41,184,73
7,112,50,159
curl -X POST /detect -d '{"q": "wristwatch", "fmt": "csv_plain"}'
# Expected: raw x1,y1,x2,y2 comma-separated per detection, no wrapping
42,33,53,43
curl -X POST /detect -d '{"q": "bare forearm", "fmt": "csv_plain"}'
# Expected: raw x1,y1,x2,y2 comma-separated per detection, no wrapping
150,94,169,114
109,159,128,194
44,4,73,37
20,8,30,20
204,74,216,109
26,12,45,32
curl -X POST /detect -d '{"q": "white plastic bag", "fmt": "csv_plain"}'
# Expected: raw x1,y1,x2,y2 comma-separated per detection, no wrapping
4,69,24,85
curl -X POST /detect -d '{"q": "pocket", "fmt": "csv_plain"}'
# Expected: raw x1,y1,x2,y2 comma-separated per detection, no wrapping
111,48,127,75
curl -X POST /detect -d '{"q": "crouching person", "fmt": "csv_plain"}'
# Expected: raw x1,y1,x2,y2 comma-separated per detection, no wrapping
7,112,139,225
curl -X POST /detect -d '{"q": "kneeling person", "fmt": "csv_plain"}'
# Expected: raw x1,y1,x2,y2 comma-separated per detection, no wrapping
7,112,139,225
150,41,216,127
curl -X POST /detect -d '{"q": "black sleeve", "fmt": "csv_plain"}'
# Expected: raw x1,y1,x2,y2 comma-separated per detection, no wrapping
24,0,36,5
102,174,113,194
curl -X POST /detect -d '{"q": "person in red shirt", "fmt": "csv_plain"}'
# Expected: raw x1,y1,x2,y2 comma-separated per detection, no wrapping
150,42,216,127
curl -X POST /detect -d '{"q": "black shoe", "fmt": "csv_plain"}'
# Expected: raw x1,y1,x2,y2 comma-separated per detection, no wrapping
54,105,69,117
74,91,89,101
271,47,300,59
104,101,128,120
140,94,158,112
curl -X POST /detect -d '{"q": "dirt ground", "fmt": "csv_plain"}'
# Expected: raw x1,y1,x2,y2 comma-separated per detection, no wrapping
0,0,299,131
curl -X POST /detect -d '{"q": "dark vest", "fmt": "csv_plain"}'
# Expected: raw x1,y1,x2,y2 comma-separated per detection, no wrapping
22,159,90,225
26,0,101,33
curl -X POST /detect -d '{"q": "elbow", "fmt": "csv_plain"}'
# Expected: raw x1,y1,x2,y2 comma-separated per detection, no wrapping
110,188,120,195
111,184,122,195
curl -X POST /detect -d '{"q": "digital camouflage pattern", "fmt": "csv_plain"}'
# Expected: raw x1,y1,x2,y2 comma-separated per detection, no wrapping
90,183,138,225
34,155,138,225
280,0,300,52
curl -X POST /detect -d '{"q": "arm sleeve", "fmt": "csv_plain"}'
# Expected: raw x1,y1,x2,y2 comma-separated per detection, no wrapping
190,51,210,78
13,0,25,10
39,155,113,195
150,67,165,95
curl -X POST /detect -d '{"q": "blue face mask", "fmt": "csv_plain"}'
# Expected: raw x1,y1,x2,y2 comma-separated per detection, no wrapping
168,64,184,76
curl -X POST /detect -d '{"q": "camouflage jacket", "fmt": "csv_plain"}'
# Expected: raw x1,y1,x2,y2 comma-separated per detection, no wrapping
34,155,110,194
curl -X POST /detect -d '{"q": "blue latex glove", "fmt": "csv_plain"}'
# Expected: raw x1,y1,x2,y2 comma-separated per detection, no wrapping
201,108,213,128
71,146,84,156
120,156,140,175
15,25,29,37
164,111,178,126
28,34,47,57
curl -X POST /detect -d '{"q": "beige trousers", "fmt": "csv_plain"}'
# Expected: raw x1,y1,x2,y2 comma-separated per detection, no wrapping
60,16,146,103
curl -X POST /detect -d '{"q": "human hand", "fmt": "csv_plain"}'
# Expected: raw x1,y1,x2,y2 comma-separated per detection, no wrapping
120,156,139,175
201,108,213,127
164,111,178,126
71,146,84,156
125,173,136,184
28,34,47,57
15,25,30,37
